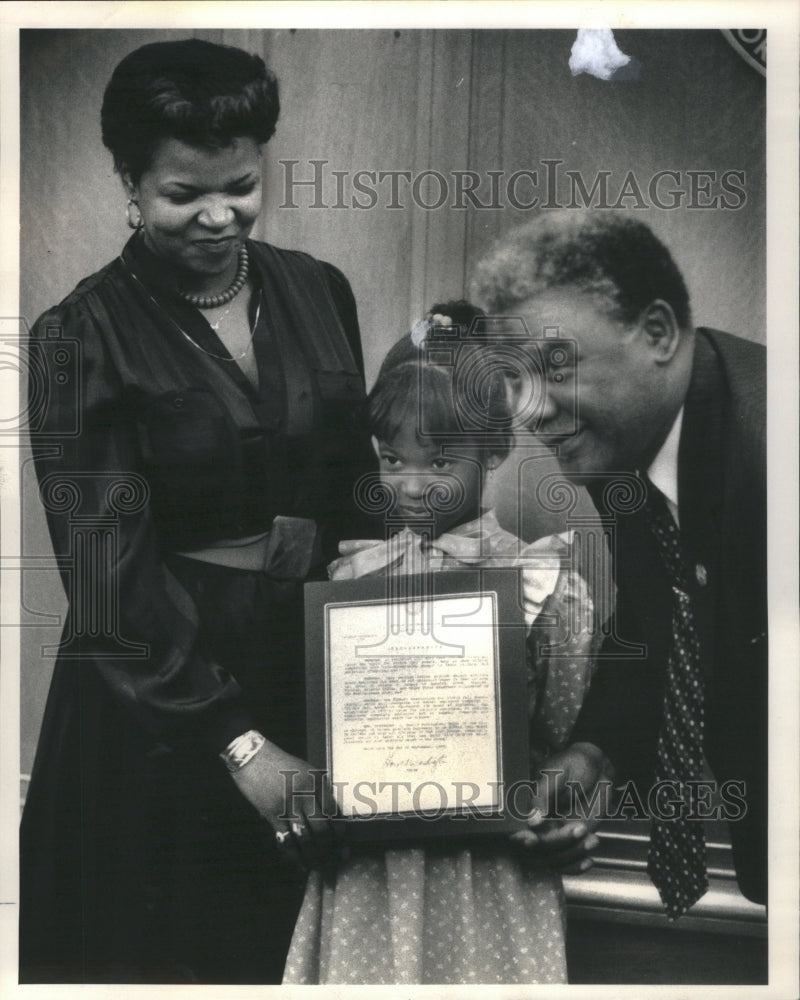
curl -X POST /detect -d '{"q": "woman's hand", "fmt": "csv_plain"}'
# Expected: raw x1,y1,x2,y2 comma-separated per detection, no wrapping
229,739,344,869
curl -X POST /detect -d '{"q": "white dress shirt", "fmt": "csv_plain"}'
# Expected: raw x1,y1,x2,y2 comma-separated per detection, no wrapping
646,406,684,526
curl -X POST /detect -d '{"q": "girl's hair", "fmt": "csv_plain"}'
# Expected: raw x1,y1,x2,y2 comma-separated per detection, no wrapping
367,300,513,461
101,39,280,182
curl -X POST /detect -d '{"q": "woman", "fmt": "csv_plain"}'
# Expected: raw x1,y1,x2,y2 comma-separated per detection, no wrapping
20,38,374,984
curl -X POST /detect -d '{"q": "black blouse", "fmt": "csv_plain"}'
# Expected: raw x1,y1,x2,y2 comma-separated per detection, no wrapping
30,234,374,754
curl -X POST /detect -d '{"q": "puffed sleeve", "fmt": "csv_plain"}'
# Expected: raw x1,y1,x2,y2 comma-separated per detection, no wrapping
519,534,604,766
318,259,379,545
29,296,256,756
321,261,365,378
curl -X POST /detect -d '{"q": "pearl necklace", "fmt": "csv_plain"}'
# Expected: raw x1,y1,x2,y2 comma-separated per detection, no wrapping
180,244,249,309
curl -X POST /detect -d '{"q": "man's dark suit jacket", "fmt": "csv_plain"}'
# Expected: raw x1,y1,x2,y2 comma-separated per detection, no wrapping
572,328,767,904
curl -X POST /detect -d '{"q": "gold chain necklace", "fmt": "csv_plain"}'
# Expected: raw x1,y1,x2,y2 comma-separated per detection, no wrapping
125,265,262,362
177,298,261,361
207,298,237,332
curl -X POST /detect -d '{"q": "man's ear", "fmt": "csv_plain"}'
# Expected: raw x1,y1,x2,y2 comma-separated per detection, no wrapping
485,452,504,471
640,300,682,363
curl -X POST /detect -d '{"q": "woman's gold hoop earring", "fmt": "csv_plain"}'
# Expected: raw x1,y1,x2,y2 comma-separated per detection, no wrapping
126,199,143,230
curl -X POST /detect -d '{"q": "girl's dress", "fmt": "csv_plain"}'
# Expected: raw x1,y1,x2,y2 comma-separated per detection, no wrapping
284,510,601,985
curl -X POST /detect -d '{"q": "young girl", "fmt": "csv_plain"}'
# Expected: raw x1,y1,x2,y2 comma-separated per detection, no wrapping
283,303,601,985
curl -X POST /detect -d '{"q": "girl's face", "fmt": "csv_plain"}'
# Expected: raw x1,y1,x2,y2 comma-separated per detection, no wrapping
123,136,263,292
374,427,495,537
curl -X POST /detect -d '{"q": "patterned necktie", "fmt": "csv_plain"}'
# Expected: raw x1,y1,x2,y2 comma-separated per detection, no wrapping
643,480,709,920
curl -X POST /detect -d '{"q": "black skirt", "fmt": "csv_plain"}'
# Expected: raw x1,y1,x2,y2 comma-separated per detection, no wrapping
20,556,310,984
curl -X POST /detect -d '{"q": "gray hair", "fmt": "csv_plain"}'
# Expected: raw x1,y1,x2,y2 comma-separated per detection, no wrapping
470,211,691,329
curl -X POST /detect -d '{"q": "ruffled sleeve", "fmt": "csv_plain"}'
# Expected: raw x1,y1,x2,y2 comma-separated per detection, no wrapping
516,534,605,766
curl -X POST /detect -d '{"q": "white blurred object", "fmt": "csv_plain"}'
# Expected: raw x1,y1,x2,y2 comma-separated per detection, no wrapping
569,28,631,80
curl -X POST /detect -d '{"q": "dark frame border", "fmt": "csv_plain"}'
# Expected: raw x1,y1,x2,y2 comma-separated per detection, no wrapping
305,569,531,843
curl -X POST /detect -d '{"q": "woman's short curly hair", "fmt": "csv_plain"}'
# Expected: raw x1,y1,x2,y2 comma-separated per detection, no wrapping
470,211,691,330
101,38,280,181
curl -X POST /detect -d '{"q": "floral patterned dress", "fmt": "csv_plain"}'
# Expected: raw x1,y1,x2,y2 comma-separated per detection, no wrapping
283,511,601,985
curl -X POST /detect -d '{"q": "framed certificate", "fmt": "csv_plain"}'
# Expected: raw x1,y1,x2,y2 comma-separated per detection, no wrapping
305,569,531,842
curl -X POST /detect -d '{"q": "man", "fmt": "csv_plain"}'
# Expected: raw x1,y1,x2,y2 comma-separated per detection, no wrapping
472,211,766,914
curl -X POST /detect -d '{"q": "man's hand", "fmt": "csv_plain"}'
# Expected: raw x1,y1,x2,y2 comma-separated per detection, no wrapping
510,742,615,873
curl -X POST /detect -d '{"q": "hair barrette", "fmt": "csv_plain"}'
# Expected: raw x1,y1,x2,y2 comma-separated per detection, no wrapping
411,312,453,348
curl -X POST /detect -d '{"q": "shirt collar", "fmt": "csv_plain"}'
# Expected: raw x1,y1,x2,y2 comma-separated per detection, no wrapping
646,405,683,514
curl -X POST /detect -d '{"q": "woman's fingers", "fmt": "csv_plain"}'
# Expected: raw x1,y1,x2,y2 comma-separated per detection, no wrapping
273,819,307,869
307,815,350,869
272,813,348,871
